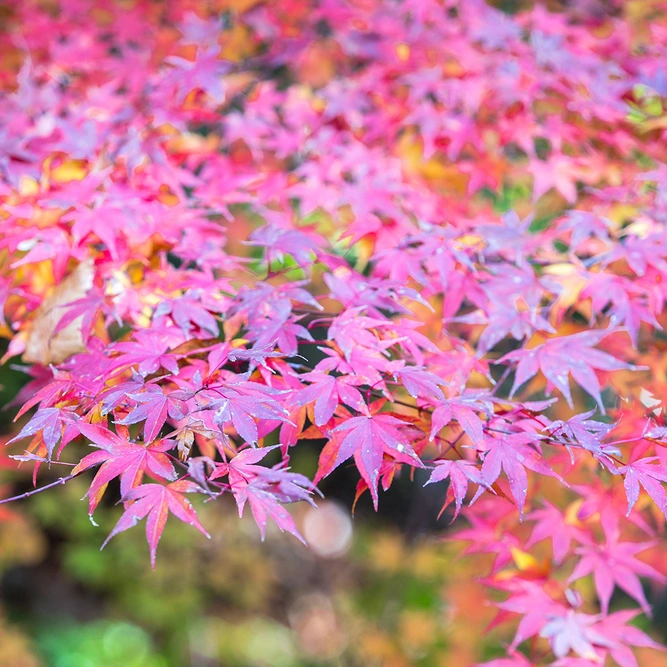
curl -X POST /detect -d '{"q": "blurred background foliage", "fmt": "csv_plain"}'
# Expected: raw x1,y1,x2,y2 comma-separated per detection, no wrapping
1,382,665,666
0,447,461,666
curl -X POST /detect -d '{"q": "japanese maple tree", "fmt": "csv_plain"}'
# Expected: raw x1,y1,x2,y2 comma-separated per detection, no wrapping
0,0,667,664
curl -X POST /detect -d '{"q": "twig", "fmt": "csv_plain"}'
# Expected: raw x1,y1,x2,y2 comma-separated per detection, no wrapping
0,473,77,506
490,364,512,397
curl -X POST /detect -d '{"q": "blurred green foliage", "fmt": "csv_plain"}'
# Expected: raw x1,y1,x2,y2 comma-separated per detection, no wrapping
0,460,458,666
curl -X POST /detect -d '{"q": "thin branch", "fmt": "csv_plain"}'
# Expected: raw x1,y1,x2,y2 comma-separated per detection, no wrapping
439,431,465,459
490,364,512,397
0,473,78,506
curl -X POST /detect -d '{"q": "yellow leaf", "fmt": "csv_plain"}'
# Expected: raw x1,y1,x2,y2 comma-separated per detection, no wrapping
455,234,483,248
396,44,410,61
510,547,538,571
18,176,39,197
219,24,255,61
49,158,88,184
606,204,637,227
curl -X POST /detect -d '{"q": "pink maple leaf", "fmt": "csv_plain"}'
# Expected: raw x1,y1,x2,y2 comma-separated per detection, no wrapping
569,530,667,615
116,386,187,443
74,422,177,514
425,459,491,520
153,290,221,339
197,380,291,445
429,394,492,445
545,409,617,458
618,457,667,520
499,331,637,412
211,445,317,542
393,365,448,402
295,371,366,426
8,407,79,459
540,610,611,662
52,285,109,343
479,433,563,517
318,414,423,509
110,329,184,376
103,480,209,568
525,500,589,564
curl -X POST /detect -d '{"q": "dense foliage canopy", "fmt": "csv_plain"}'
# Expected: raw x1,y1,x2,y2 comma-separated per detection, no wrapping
1,0,667,664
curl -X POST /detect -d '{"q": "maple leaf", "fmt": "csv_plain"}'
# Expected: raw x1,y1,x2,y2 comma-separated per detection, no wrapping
499,331,637,412
424,459,491,520
226,341,283,371
545,410,617,458
569,530,667,615
52,285,110,342
110,330,183,376
393,365,448,401
153,290,221,338
580,273,660,346
557,210,612,249
116,386,187,443
491,579,565,650
235,481,307,544
103,480,209,568
542,608,663,667
211,445,317,542
618,457,667,519
196,380,291,445
8,407,79,459
592,610,664,667
98,372,147,416
295,371,366,426
246,224,321,268
228,283,316,356
454,499,521,573
476,212,537,264
213,445,317,505
74,422,177,514
478,433,563,517
575,481,655,540
604,232,667,277
429,394,492,444
317,414,423,509
65,200,126,264
166,46,228,104
327,307,395,364
454,305,554,357
539,610,610,662
524,500,589,564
